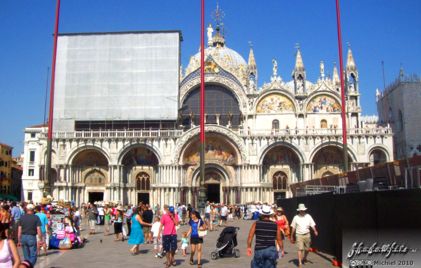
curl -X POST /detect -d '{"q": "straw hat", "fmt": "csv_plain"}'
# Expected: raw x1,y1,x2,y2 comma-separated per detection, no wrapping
259,205,274,216
276,207,284,212
26,204,35,210
297,204,308,211
117,205,124,211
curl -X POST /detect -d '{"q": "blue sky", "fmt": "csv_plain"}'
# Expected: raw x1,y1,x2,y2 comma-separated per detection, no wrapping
0,0,420,155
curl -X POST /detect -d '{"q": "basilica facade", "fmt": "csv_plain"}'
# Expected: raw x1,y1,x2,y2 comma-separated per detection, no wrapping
22,27,393,207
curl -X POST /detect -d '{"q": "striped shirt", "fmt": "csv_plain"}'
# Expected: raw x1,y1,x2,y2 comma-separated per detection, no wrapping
254,220,277,250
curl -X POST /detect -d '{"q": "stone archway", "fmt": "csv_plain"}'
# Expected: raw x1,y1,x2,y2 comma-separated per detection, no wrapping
369,148,387,166
120,146,159,205
312,146,353,178
261,145,301,184
192,164,230,205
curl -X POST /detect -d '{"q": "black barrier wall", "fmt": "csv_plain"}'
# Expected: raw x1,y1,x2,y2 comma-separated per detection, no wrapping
277,189,421,261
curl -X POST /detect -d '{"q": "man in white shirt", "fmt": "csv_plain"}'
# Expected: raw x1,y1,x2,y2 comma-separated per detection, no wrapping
219,204,228,226
290,204,318,268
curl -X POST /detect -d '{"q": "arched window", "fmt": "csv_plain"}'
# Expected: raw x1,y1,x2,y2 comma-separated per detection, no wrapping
136,172,151,191
272,171,288,190
320,119,328,129
272,119,279,131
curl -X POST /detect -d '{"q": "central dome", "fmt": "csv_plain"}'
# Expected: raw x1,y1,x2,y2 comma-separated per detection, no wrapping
184,42,248,84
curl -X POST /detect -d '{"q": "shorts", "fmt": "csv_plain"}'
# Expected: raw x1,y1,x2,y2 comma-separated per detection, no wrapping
296,233,311,251
143,226,151,233
220,216,227,221
190,237,203,244
205,213,210,220
162,235,177,252
37,233,48,244
114,222,123,234
153,237,162,250
181,243,188,250
89,220,96,230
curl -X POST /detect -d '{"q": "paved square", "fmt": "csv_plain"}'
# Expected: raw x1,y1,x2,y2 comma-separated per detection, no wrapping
35,219,332,268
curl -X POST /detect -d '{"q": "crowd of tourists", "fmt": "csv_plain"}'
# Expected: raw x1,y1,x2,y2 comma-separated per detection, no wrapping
0,199,318,268
80,201,317,268
0,199,86,268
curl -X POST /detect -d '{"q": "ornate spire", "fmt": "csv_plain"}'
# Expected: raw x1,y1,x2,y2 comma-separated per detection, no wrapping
247,42,258,90
346,44,357,72
248,43,256,68
294,44,305,72
211,2,225,48
332,62,340,84
320,60,325,80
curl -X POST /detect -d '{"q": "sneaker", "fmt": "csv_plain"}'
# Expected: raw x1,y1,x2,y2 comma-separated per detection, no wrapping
155,254,158,258
157,253,163,258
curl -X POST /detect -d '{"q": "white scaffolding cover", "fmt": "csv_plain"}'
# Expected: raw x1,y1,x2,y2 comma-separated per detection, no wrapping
53,31,180,131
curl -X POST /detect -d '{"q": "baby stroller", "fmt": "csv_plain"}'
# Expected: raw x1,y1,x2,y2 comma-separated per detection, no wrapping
210,226,240,260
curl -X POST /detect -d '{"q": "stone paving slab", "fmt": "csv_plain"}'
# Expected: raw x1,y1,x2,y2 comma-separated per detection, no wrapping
35,220,333,268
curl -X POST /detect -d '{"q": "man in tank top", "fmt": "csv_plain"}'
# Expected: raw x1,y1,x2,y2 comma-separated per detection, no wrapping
247,205,283,268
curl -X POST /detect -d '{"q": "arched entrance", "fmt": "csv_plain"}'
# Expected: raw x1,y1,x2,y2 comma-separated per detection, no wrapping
312,146,353,178
121,146,159,205
369,149,387,166
71,149,109,203
193,165,228,204
181,132,240,206
273,171,288,201
136,172,151,205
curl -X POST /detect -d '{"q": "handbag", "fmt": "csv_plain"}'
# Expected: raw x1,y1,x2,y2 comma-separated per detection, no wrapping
59,236,72,250
198,220,207,238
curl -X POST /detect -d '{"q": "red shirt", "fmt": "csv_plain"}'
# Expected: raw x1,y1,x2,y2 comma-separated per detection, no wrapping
160,213,179,236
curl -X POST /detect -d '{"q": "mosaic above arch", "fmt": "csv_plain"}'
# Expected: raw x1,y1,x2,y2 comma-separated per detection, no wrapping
183,134,237,166
307,95,341,113
256,94,295,113
263,147,300,166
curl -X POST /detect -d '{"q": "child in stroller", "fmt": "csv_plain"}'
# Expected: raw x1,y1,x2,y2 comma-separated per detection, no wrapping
210,226,240,260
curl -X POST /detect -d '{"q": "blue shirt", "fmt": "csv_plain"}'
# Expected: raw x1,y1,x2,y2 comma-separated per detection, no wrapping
189,219,204,238
11,206,21,221
36,212,48,234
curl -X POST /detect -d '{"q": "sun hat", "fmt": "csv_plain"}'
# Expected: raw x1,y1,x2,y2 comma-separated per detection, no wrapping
276,207,284,212
26,204,35,210
297,204,307,211
259,205,274,216
117,205,124,211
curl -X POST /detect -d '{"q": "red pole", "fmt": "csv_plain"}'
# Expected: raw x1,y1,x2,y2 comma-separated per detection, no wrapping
335,0,349,171
45,0,61,194
198,0,206,210
200,0,205,143
48,0,61,141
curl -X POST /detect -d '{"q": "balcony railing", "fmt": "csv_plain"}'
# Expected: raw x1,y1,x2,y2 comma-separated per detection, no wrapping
42,129,184,139
38,126,391,140
237,127,392,137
